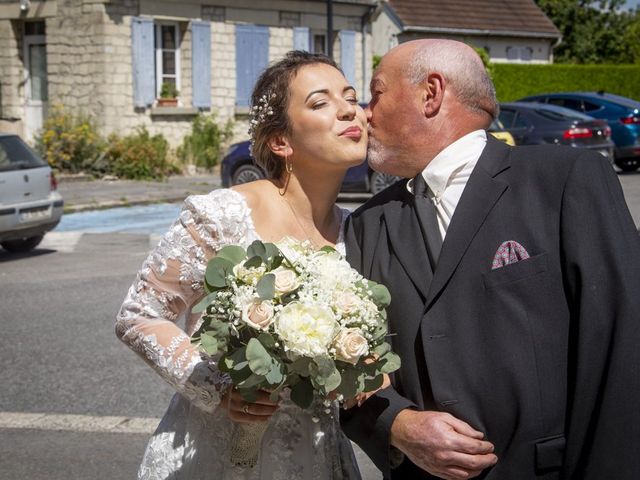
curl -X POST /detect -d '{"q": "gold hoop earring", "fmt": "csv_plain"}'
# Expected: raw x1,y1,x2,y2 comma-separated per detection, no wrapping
279,154,292,196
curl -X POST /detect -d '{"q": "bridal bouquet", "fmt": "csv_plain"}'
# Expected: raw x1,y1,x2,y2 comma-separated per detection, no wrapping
191,238,400,467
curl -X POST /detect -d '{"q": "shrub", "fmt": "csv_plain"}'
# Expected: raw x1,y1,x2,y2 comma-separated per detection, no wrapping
493,64,640,102
35,104,105,174
105,127,174,180
176,113,233,169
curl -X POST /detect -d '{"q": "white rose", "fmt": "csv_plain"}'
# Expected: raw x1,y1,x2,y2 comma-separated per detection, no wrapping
241,299,275,330
333,291,362,315
333,328,369,365
272,267,300,294
275,302,338,357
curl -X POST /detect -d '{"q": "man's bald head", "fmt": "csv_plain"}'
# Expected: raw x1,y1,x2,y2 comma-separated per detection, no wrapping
385,39,498,123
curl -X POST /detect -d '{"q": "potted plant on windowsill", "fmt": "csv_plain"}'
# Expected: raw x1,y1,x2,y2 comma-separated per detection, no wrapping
157,82,179,107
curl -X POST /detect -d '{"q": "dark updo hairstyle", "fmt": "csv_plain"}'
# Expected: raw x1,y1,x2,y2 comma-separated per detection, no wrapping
249,50,341,180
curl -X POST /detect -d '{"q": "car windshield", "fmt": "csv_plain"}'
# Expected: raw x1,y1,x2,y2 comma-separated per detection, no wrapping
0,136,47,172
534,107,592,122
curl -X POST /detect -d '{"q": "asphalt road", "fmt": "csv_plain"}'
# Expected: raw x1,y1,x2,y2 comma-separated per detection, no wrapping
1,171,638,480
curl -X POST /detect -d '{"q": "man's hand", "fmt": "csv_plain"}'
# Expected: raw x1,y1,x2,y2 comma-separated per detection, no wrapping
390,409,497,479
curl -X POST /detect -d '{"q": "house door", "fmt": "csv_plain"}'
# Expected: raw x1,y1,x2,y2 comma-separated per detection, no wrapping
23,21,48,143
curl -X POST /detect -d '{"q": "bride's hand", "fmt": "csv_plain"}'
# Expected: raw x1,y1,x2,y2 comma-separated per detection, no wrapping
342,373,391,409
222,388,280,423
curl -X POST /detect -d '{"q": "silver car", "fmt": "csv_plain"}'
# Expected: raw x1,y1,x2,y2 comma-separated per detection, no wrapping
0,133,64,252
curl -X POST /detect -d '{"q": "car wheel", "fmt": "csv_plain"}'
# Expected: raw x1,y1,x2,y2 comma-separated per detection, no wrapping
232,164,265,185
369,171,401,195
1,234,44,253
617,158,639,172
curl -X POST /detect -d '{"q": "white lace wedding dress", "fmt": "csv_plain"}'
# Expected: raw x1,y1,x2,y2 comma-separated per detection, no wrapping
115,189,361,480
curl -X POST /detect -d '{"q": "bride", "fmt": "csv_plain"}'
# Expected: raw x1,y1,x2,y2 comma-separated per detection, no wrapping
115,50,368,479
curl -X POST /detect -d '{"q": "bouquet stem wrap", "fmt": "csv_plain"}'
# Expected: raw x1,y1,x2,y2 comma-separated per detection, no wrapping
229,421,269,468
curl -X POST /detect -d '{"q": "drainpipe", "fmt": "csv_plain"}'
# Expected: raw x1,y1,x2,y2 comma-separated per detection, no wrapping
327,0,333,59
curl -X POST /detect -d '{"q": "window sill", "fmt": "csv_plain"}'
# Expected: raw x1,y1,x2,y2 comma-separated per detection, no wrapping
234,106,250,117
150,107,200,116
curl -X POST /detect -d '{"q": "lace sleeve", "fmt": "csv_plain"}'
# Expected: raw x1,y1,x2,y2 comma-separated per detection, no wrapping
115,189,255,412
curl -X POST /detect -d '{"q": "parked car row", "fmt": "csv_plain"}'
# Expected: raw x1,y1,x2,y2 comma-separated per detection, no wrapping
0,133,64,252
516,91,640,171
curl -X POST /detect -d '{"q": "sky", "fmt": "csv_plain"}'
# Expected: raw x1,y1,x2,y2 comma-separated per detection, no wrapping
624,0,640,10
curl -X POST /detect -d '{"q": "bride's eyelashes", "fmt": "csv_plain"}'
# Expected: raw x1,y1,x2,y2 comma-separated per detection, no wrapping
310,97,359,110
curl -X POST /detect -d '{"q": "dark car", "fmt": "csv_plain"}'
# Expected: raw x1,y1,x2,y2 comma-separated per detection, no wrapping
518,92,640,171
0,133,64,252
221,140,401,195
498,102,615,161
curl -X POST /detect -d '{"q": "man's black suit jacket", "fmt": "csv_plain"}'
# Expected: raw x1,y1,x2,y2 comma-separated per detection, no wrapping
342,136,640,479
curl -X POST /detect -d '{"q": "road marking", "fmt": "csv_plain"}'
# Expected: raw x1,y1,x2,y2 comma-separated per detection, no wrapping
41,232,84,253
0,412,159,434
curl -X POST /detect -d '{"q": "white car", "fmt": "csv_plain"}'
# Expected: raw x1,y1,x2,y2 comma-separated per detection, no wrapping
0,133,64,252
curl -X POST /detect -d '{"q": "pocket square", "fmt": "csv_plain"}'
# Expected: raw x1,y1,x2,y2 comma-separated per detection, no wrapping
491,241,530,270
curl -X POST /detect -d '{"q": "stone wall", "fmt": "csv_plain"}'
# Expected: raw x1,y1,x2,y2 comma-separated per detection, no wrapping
0,19,23,133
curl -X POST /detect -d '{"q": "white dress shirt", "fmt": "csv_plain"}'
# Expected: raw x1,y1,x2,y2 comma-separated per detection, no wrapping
407,129,487,240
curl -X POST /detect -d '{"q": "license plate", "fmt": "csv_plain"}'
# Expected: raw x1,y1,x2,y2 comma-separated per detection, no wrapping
20,207,52,223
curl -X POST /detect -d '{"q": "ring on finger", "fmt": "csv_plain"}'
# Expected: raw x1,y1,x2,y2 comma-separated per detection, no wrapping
242,404,250,415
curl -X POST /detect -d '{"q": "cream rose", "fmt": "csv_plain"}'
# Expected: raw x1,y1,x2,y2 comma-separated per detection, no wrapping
274,302,338,357
333,291,362,315
333,328,369,365
272,267,300,295
241,299,275,330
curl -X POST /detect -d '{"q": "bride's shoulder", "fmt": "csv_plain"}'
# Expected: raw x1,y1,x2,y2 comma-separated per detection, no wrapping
230,180,276,211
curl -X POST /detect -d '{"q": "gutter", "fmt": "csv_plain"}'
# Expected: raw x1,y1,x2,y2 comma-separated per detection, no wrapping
401,25,561,40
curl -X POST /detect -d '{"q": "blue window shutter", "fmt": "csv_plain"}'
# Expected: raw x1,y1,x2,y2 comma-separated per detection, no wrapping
293,27,310,52
192,21,211,108
339,30,356,87
236,25,269,107
131,17,155,107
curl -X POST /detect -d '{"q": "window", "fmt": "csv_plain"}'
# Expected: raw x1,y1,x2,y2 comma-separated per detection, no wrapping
155,23,180,98
548,98,582,111
313,34,327,54
499,109,517,128
583,101,602,113
506,46,533,62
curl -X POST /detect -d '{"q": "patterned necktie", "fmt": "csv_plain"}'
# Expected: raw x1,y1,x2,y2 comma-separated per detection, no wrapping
412,173,443,271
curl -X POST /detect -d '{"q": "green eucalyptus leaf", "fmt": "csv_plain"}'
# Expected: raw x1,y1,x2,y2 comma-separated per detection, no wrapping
192,292,218,313
257,332,276,350
289,357,312,377
256,273,276,300
229,365,253,384
324,368,342,393
238,373,266,389
263,242,279,260
379,352,402,374
246,338,274,375
370,283,392,307
244,255,263,268
319,245,337,254
265,364,285,385
364,374,384,392
198,332,218,356
217,245,247,265
205,257,234,288
269,255,284,270
313,357,337,379
290,378,314,409
372,342,391,357
335,366,360,399
247,240,267,260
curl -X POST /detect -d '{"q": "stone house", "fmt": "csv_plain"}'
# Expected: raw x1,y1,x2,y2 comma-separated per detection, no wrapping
0,0,376,146
372,0,561,63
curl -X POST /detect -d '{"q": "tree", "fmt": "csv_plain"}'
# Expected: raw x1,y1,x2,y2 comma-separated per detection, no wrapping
535,0,640,63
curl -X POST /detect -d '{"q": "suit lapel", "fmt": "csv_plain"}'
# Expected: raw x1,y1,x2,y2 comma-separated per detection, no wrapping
383,189,432,300
425,136,512,308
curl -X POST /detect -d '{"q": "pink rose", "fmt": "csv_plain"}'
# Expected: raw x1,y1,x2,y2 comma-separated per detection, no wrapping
242,300,275,330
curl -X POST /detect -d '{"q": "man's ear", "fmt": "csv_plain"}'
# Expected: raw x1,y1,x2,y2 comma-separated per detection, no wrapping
267,135,292,159
422,72,445,117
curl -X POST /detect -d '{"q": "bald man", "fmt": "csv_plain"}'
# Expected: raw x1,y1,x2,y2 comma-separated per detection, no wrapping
342,40,640,480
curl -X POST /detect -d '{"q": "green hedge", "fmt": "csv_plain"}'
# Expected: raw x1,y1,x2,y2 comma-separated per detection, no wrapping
493,64,640,102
